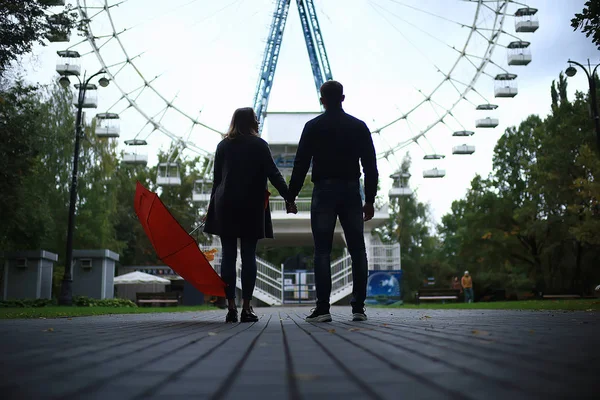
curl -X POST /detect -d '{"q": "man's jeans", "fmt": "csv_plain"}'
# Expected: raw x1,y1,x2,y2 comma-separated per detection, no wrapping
311,180,368,311
220,237,258,300
464,287,474,303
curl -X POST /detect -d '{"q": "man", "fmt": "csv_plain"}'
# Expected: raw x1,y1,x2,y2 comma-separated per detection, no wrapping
287,80,379,322
462,271,474,303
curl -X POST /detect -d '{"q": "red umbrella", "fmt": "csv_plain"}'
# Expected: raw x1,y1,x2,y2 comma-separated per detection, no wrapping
134,182,226,297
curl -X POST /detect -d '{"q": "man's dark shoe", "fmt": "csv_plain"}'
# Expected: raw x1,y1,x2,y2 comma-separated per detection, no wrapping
352,306,367,322
240,307,259,323
306,307,332,322
225,308,238,323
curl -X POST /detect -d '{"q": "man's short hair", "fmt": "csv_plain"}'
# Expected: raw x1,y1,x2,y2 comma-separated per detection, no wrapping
320,80,343,104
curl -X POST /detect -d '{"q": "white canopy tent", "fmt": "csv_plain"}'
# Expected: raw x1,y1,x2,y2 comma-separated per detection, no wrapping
114,271,171,301
114,271,171,285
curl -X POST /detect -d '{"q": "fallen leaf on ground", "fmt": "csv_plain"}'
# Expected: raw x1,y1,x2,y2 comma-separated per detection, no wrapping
348,328,360,332
327,329,336,334
529,330,535,334
43,328,54,332
293,374,319,381
471,330,490,336
477,339,495,344
208,332,218,336
67,318,72,320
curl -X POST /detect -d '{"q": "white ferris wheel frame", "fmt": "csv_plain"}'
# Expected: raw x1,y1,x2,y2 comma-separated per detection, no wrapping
75,0,522,164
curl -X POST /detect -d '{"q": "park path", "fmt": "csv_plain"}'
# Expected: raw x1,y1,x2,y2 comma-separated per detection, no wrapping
0,307,598,399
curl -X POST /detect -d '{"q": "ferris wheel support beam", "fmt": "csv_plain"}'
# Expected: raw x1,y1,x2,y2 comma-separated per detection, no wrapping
254,0,333,132
297,0,326,93
305,0,333,83
252,0,291,133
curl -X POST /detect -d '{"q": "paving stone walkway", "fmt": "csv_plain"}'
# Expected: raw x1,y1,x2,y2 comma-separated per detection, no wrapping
0,307,598,399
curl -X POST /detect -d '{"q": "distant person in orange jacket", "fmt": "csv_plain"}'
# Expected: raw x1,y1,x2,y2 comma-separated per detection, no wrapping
462,271,474,303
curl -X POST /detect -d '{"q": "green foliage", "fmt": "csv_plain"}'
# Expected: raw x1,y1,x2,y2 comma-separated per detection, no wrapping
572,0,600,50
0,298,56,308
437,73,600,296
72,296,137,308
0,1,78,73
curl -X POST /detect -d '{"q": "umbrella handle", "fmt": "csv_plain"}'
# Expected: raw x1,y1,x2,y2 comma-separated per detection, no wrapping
189,220,205,236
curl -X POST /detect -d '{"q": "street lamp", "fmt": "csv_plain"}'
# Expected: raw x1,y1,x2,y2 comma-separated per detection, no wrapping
57,67,109,306
565,59,600,154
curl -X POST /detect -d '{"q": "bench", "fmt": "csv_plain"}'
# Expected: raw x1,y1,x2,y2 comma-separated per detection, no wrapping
541,293,581,300
415,288,460,305
136,292,180,307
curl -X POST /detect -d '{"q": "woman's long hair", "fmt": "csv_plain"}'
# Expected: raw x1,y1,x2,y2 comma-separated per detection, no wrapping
225,107,259,139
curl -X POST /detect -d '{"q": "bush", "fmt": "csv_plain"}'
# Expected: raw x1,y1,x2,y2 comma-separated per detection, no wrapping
0,298,57,308
72,296,137,308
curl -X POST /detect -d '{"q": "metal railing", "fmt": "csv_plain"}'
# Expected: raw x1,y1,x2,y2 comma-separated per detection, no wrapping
238,256,283,305
201,243,283,305
202,242,400,306
331,250,353,295
368,244,401,270
269,198,312,212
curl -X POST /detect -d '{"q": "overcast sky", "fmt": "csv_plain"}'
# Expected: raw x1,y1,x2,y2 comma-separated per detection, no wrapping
23,0,599,224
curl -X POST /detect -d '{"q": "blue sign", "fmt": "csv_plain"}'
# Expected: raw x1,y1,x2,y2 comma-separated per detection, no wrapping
366,270,403,306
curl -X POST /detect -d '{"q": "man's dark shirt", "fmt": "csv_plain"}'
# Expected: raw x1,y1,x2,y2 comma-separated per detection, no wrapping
288,108,379,203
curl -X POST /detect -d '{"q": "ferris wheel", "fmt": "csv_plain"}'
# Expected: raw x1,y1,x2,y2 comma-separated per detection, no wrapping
48,0,539,188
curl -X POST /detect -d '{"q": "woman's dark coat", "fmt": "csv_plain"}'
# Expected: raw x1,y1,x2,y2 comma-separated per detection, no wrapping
203,135,290,239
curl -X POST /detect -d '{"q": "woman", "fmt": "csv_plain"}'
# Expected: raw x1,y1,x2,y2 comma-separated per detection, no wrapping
203,107,294,323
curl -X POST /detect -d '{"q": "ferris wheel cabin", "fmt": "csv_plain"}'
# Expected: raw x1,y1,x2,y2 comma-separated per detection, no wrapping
56,50,81,76
73,84,98,108
453,130,474,137
193,179,212,203
423,154,445,160
156,163,181,186
95,113,120,138
389,172,413,198
423,168,446,178
507,41,532,66
452,145,475,155
475,117,499,128
476,104,498,111
122,139,148,166
494,73,518,98
515,7,539,33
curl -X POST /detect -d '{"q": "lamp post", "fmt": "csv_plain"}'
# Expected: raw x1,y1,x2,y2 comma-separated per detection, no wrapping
57,70,109,306
565,59,600,154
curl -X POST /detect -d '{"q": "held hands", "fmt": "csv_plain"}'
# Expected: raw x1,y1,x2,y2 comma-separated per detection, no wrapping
363,202,374,222
286,200,298,214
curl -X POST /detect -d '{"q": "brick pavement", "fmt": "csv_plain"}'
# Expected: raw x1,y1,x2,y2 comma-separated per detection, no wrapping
0,307,598,399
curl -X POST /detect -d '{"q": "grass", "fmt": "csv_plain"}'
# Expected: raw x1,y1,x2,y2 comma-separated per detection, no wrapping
0,305,217,319
377,299,600,311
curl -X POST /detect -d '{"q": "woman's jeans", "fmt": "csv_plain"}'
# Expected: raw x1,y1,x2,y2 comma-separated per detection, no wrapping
220,237,258,300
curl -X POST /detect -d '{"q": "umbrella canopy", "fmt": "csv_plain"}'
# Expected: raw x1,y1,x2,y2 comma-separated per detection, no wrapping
134,182,226,296
114,271,171,285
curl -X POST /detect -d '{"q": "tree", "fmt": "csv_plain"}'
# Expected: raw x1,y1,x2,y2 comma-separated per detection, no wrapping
0,1,78,73
572,0,600,50
437,73,600,296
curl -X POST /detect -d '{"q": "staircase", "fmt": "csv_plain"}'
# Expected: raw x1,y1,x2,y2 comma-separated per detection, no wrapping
201,240,400,306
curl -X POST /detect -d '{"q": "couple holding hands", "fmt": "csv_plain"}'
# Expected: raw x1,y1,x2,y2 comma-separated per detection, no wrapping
203,80,379,323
